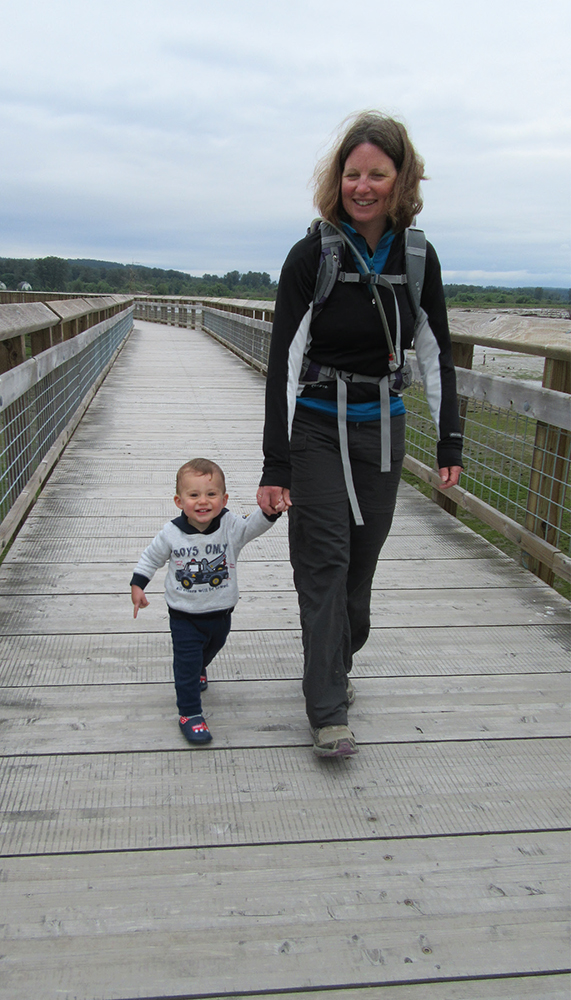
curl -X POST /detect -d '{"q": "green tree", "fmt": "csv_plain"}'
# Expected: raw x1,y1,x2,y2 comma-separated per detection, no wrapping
35,256,69,291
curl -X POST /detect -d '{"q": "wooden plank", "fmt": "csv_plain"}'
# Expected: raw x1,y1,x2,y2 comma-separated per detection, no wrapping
1,625,568,688
1,557,541,596
4,525,493,562
1,585,568,634
0,833,568,999
17,496,458,530
0,530,501,564
0,673,568,755
454,367,571,430
164,978,571,1000
1,740,568,856
27,484,442,506
178,978,571,1000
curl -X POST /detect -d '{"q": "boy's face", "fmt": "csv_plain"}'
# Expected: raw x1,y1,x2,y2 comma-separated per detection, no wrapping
174,472,228,531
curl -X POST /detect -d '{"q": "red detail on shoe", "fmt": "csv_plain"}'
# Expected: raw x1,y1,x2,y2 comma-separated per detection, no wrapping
180,717,190,724
192,721,209,733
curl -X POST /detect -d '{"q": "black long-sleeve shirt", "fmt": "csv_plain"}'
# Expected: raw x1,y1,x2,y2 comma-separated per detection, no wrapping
261,227,463,489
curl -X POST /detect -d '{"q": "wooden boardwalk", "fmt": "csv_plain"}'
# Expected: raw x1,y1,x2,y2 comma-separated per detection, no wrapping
0,319,569,1000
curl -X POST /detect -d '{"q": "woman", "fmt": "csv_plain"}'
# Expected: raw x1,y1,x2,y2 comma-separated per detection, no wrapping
257,111,463,757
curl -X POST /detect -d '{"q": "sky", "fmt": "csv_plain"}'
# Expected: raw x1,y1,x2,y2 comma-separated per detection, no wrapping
1,0,569,287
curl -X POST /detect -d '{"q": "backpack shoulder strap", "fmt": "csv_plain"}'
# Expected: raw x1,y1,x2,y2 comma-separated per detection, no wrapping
308,219,345,312
404,227,426,316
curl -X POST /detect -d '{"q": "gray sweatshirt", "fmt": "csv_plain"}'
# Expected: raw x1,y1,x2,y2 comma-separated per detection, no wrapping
131,507,278,615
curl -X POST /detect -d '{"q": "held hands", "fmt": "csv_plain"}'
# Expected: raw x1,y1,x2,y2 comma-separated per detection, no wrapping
256,486,292,515
438,466,462,489
131,585,149,619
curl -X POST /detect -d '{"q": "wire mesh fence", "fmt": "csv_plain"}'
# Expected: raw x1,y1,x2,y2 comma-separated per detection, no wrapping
0,312,132,523
202,308,272,370
405,381,570,560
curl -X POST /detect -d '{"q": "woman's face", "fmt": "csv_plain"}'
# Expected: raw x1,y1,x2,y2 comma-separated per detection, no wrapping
341,142,398,236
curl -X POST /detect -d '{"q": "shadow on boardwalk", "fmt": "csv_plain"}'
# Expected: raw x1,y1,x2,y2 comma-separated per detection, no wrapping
0,320,569,1000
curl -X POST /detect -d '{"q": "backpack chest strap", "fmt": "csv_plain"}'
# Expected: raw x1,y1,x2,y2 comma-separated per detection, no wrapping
338,272,407,286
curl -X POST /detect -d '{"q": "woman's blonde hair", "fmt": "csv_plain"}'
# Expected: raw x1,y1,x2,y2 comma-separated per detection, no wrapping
313,111,426,232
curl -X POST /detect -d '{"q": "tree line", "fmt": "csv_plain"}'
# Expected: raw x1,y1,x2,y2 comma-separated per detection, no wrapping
0,256,278,300
1,256,568,308
443,284,569,308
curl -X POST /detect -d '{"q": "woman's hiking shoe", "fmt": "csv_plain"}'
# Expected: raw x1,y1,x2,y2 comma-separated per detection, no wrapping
310,724,357,757
200,670,208,691
179,715,212,744
347,678,355,706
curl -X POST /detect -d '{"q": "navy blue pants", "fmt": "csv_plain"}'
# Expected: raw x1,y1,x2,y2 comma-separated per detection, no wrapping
288,407,405,729
168,609,232,717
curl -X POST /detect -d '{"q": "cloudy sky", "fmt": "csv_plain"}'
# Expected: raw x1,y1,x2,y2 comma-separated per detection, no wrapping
1,0,569,286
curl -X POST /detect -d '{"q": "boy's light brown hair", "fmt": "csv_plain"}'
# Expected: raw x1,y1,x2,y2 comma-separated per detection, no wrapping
176,458,226,495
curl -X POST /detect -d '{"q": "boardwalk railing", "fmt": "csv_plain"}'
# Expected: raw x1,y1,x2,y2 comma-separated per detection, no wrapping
134,296,571,586
0,296,134,551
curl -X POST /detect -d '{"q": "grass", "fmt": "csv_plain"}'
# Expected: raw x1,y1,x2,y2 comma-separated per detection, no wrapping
401,469,570,602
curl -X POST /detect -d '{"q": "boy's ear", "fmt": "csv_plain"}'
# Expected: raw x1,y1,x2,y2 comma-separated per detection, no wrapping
174,494,183,509
223,493,229,506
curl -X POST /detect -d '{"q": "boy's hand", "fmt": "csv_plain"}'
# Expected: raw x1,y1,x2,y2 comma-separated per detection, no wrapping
131,585,149,618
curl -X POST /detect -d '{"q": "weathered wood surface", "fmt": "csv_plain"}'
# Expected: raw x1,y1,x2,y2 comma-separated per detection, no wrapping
0,319,569,1000
2,739,568,856
1,673,568,753
1,834,568,997
1,624,567,684
1,584,567,634
0,556,545,595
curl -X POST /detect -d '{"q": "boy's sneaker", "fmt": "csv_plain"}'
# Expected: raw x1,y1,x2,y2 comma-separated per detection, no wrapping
347,678,355,706
179,715,212,744
310,724,358,758
200,670,208,691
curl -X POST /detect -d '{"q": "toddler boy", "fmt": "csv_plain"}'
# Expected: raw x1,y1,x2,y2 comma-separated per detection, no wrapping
131,458,279,745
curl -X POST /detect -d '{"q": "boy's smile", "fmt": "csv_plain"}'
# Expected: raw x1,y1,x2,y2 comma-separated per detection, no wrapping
174,472,228,531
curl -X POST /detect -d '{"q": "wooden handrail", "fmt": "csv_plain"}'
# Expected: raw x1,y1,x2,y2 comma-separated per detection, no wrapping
0,296,134,374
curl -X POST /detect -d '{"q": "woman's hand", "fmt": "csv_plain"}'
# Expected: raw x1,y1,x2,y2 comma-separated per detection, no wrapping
256,486,292,514
438,466,462,489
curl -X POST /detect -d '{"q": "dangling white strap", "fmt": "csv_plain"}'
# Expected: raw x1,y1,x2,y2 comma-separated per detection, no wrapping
336,375,364,526
335,374,392,525
380,375,391,473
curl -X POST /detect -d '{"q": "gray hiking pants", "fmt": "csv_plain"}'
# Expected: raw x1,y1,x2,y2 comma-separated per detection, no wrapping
288,406,405,729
